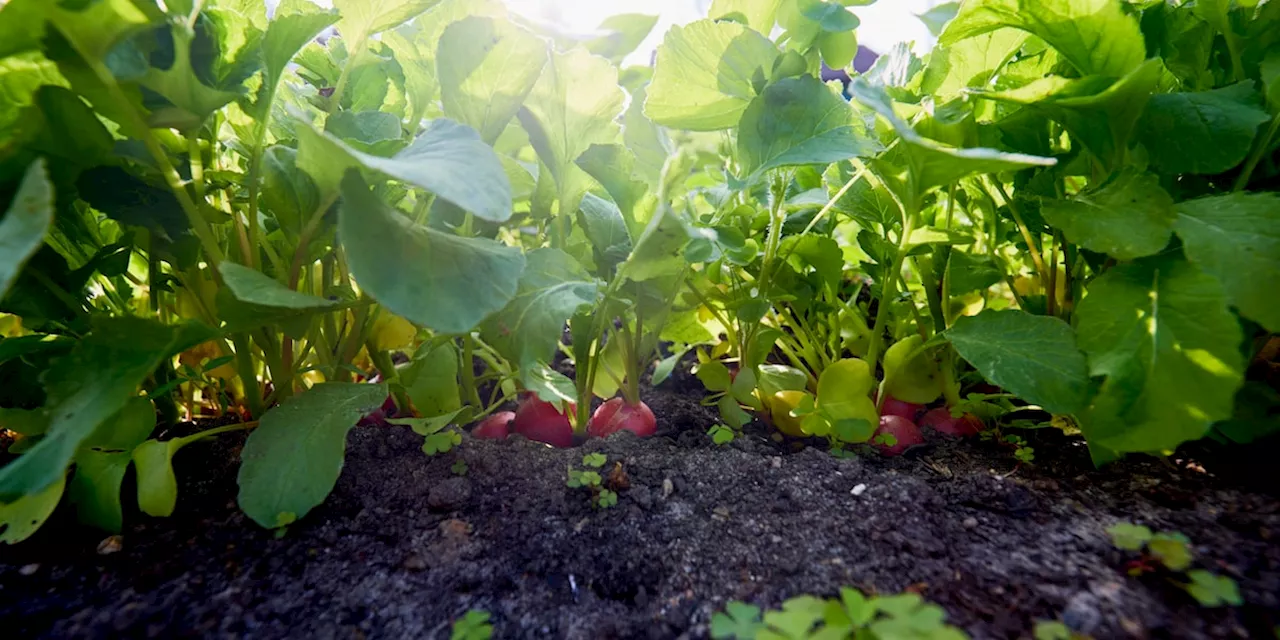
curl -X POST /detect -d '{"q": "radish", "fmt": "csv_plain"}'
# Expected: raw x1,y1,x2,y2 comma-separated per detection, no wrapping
357,395,398,427
589,397,657,438
472,411,515,440
920,408,983,438
873,415,924,456
512,395,575,448
880,395,924,422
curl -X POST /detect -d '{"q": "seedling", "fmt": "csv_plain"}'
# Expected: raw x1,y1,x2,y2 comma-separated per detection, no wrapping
1106,523,1243,607
711,587,967,639
566,453,617,509
450,609,493,640
708,424,736,445
450,459,469,477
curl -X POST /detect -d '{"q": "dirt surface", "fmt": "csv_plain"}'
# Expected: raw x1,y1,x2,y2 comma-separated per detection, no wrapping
2,383,1279,639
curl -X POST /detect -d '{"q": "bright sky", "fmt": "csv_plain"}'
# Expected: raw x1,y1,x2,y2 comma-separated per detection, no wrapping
294,0,941,63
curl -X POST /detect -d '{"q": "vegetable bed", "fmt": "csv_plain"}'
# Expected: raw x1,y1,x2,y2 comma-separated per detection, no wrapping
2,379,1278,639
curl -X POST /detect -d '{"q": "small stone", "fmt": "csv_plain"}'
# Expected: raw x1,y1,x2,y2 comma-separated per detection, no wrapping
711,506,731,521
1062,592,1103,635
97,535,123,555
661,478,674,499
403,554,427,571
770,457,782,469
18,564,39,576
851,483,867,496
630,485,654,510
427,477,472,511
962,517,978,529
770,535,783,544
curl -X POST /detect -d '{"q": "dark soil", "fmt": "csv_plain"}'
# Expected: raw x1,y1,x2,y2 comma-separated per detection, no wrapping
2,382,1279,639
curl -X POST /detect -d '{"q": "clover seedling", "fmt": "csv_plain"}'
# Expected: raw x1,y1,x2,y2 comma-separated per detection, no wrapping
450,609,493,640
566,453,617,509
711,587,967,639
1107,522,1242,608
708,424,736,445
451,459,469,477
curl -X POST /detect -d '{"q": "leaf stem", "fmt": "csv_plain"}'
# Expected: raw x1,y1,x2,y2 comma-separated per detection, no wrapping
1234,116,1280,192
865,212,917,368
991,179,1047,294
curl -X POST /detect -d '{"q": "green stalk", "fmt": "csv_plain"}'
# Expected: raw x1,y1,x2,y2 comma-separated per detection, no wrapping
231,333,265,418
460,334,483,409
914,255,947,334
366,338,410,410
991,179,1047,293
865,214,917,368
1234,116,1280,192
327,33,368,115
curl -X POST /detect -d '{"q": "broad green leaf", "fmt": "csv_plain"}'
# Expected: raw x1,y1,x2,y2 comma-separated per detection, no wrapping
1076,256,1244,452
237,382,389,528
260,2,339,108
946,251,1003,295
0,53,69,141
577,192,634,273
68,396,155,532
938,0,1145,78
438,16,548,144
140,29,245,131
920,28,1026,99
947,310,1090,415
1137,82,1271,175
1174,193,1280,332
298,118,512,221
973,60,1162,170
586,14,660,65
645,19,779,131
522,362,577,407
0,472,64,544
576,144,649,223
817,358,876,413
0,0,157,60
132,437,181,517
780,234,843,293
623,84,672,188
325,110,403,151
882,334,944,405
77,166,188,241
400,343,461,417
849,79,1055,201
697,361,733,392
335,0,437,43
708,0,782,33
0,317,196,503
918,2,960,36
1107,522,1153,550
339,173,525,334
0,160,54,299
1041,170,1175,261
219,262,338,310
517,48,624,217
483,248,600,370
260,145,320,235
737,76,879,185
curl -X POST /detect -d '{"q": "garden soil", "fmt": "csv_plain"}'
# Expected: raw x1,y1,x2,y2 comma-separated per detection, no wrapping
2,378,1279,639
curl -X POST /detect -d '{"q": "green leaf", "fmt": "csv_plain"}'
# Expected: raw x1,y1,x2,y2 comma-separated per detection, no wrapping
736,75,879,185
1041,170,1175,261
947,310,1090,416
438,16,548,144
0,0,157,60
848,79,1055,201
938,0,1145,78
1106,522,1152,551
973,60,1163,171
522,362,577,407
575,144,649,222
0,317,194,503
0,160,53,299
1076,255,1245,453
623,84,672,189
645,19,779,131
921,28,1027,100
219,262,338,310
1137,82,1271,176
586,14,660,65
0,53,69,141
131,438,181,517
817,358,876,422
780,234,843,293
260,145,321,235
577,192,634,273
260,3,338,111
697,361,733,392
517,47,624,217
335,0,437,42
339,173,525,334
708,0,781,33
325,110,403,150
68,396,155,532
882,334,944,405
1149,532,1193,571
400,343,462,417
1175,193,1280,332
483,248,600,370
298,118,513,222
1185,570,1242,608
0,471,64,544
140,28,245,131
237,382,389,529
711,600,765,639
918,3,960,36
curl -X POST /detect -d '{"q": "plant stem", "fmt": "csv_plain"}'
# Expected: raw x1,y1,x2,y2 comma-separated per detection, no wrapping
231,333,265,418
327,33,367,115
288,194,339,289
865,213,917,368
366,338,410,410
1234,116,1280,192
1046,232,1060,318
991,179,1047,293
460,334,483,409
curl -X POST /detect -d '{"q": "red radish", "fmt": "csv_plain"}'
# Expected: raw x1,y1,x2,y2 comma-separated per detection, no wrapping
358,396,398,427
589,398,657,438
873,415,924,456
512,396,575,448
920,408,983,437
472,411,515,440
880,395,925,422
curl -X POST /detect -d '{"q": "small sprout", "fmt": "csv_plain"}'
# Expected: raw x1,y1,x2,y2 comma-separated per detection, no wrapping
423,430,462,455
1033,620,1081,640
708,424,736,445
450,459,469,476
596,488,618,509
1148,532,1193,571
710,601,764,639
873,432,898,447
1107,522,1153,551
566,469,602,488
582,452,607,468
450,609,493,640
1184,570,1242,608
